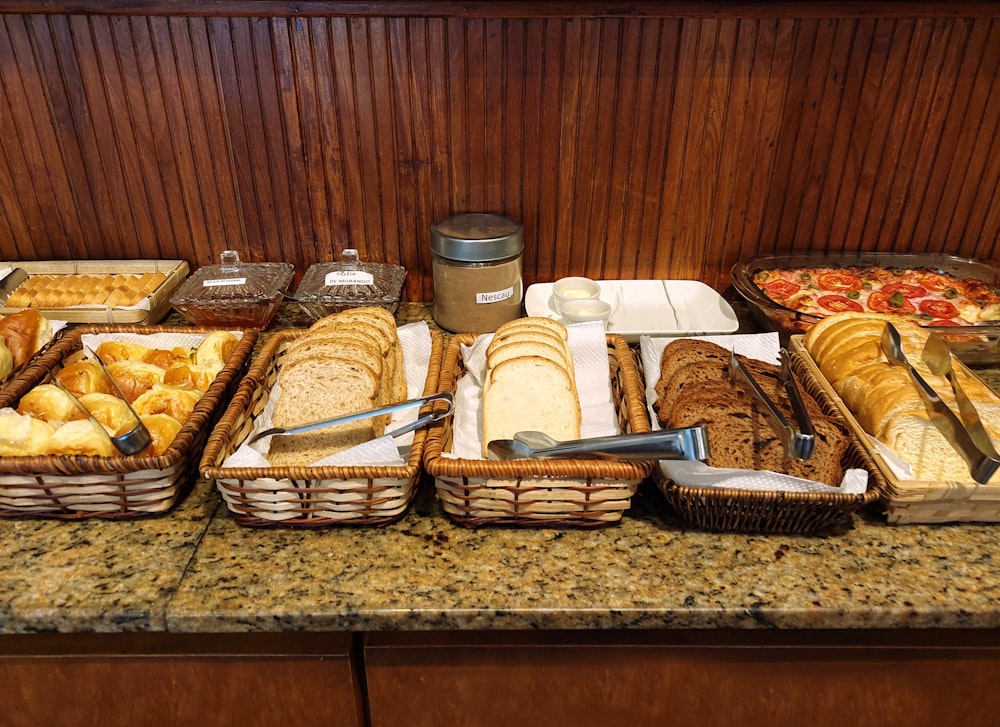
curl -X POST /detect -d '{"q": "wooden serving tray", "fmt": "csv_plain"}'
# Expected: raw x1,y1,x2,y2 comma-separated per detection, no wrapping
0,259,189,325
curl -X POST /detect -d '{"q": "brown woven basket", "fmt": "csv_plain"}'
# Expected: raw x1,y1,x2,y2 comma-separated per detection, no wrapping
200,327,444,527
0,324,258,519
789,335,1000,524
653,352,884,534
423,333,653,528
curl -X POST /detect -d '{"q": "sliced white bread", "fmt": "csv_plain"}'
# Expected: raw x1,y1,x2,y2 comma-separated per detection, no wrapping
495,316,569,341
481,355,581,457
486,338,574,379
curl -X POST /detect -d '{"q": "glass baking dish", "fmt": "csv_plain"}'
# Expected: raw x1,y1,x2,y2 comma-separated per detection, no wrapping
732,251,1000,364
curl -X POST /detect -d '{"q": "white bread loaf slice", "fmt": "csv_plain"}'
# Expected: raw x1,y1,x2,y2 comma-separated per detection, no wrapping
481,355,581,457
486,338,575,379
495,316,569,341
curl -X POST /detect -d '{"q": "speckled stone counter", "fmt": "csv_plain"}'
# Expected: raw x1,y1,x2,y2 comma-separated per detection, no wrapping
3,303,1000,636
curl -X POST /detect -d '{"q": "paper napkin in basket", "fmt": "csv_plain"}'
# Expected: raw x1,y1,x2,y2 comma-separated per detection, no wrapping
447,320,618,459
223,321,433,468
639,333,869,495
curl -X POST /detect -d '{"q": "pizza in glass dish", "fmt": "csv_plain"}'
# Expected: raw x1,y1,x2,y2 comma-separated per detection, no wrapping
750,265,1000,326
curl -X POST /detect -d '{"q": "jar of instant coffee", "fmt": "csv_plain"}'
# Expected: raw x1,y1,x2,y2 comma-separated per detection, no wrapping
431,213,524,333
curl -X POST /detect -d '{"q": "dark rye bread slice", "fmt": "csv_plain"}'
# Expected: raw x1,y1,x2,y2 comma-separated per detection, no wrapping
654,339,733,405
663,379,850,486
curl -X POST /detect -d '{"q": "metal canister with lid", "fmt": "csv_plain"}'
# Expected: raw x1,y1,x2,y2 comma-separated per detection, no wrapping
430,213,524,333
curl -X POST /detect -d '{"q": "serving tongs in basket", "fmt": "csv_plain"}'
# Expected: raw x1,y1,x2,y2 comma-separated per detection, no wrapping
728,348,816,461
486,425,711,461
246,392,454,446
881,323,999,484
51,348,152,455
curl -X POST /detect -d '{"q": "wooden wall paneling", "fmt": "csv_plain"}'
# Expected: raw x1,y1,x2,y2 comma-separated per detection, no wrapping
952,19,1000,263
907,19,978,255
929,18,998,260
500,19,526,284
518,18,547,285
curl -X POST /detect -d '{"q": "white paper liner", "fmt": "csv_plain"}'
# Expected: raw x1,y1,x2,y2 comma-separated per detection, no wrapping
446,320,618,460
639,333,868,495
222,321,432,468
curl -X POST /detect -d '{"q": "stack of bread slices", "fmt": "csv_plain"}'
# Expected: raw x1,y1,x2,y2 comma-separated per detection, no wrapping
267,306,406,467
480,317,581,457
654,339,851,485
802,311,1000,482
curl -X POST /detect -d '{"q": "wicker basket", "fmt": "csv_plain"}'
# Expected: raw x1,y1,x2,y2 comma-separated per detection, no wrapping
652,352,884,534
200,327,444,527
0,325,258,519
423,333,653,528
789,335,1000,524
0,259,188,324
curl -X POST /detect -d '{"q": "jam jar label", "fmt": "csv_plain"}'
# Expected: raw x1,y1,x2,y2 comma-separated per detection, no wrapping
476,286,514,305
325,270,375,286
203,277,247,287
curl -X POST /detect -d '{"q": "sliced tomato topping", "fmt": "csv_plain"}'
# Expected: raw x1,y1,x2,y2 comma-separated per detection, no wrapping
926,318,963,327
817,271,862,292
817,294,864,313
882,282,926,299
761,279,801,302
918,298,959,319
917,272,962,293
867,291,915,314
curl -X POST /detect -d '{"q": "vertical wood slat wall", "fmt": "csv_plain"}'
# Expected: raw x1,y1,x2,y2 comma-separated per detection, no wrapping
0,13,998,300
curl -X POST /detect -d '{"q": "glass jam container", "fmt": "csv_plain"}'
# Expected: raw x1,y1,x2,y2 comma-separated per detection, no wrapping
169,250,293,329
430,213,524,333
294,249,406,319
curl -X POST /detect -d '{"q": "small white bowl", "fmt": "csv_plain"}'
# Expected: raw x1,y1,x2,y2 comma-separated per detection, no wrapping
559,298,612,327
552,276,601,313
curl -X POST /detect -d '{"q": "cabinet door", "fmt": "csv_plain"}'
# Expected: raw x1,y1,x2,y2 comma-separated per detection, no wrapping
365,630,1000,727
0,632,364,727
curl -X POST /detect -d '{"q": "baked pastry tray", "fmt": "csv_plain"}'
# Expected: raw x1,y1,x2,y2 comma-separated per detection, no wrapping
525,279,738,342
0,260,188,325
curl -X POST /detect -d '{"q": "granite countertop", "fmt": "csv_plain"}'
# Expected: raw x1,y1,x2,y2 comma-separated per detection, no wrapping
2,303,1000,635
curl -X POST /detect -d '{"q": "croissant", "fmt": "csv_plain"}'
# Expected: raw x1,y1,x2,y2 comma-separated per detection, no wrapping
45,419,115,457
139,413,182,456
74,393,136,437
0,309,52,368
17,383,80,424
0,407,56,456
162,362,217,392
131,384,201,423
194,330,238,368
56,361,114,398
95,340,150,364
106,360,165,402
142,346,192,369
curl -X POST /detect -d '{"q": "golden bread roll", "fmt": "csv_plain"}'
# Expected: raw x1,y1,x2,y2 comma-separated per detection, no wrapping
142,346,192,369
106,360,165,402
162,362,217,392
0,309,52,368
194,330,238,368
0,338,13,380
74,393,136,437
17,383,81,423
139,413,182,456
96,340,150,364
56,361,114,397
45,419,115,456
131,384,201,423
0,408,56,455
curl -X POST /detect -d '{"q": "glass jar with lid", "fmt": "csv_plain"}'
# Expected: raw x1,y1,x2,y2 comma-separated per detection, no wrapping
430,213,524,333
169,250,293,329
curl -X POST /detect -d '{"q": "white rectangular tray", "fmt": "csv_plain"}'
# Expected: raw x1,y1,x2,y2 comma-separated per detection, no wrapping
524,279,738,342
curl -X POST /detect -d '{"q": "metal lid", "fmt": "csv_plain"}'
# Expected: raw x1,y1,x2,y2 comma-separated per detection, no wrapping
430,213,523,262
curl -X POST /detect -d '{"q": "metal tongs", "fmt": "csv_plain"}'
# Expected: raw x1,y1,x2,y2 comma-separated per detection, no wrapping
728,348,816,461
880,323,999,484
52,348,152,455
247,392,454,445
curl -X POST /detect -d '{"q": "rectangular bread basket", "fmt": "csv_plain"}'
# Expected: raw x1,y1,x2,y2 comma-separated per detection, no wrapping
423,333,654,528
200,327,444,527
0,259,188,325
0,324,258,519
789,335,1000,524
652,352,885,534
